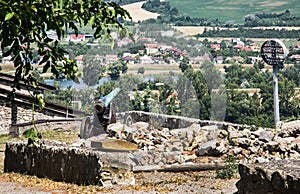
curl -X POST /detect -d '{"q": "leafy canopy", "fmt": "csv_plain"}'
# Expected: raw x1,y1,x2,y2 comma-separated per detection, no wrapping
0,0,132,105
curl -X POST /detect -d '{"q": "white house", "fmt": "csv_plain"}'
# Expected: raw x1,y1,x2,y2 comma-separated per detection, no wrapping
139,55,152,64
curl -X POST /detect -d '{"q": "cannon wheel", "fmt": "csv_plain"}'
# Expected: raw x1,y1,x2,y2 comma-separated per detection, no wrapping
80,117,92,139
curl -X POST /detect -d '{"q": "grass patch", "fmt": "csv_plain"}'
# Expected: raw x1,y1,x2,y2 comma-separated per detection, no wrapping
41,129,79,144
215,155,238,179
0,134,26,150
166,0,300,23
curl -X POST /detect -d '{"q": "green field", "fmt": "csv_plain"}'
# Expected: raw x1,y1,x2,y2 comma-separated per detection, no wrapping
166,0,300,23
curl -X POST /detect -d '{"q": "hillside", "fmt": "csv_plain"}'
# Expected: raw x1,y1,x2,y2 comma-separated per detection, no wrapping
122,1,160,22
165,0,300,23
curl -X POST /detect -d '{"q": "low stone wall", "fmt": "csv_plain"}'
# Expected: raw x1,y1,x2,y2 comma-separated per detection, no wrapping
236,160,300,194
9,120,82,137
4,141,135,186
0,105,66,135
118,111,245,130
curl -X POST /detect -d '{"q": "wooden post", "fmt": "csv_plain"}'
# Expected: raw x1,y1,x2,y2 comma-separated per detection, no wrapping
11,101,17,125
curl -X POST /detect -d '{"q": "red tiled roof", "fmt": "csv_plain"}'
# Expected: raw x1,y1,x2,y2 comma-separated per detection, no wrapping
69,34,84,39
74,55,83,60
241,47,252,51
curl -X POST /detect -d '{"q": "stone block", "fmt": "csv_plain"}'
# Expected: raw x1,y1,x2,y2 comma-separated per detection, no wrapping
4,141,135,186
236,160,300,194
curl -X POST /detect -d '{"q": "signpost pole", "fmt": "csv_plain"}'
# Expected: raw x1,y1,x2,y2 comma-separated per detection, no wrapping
273,65,280,126
260,39,288,128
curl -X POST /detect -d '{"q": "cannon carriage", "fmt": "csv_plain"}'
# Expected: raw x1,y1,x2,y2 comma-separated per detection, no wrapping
80,88,120,139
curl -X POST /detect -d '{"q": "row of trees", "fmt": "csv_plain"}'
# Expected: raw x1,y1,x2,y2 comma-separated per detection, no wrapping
197,28,300,39
245,10,300,27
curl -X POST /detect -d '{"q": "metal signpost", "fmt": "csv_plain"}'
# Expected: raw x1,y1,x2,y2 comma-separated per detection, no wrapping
260,39,288,127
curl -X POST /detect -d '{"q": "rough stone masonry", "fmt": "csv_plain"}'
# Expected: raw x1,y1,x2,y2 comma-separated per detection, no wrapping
236,160,300,194
4,111,300,189
4,140,135,187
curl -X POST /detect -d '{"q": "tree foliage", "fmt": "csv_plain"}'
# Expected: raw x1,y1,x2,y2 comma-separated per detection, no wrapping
197,28,300,39
82,55,106,86
0,0,132,104
108,61,128,80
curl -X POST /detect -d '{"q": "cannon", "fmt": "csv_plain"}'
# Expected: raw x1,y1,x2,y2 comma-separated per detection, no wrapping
80,88,120,139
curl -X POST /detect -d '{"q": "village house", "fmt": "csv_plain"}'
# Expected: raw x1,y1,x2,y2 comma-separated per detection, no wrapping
74,55,83,67
137,37,153,42
289,54,300,62
138,50,145,55
94,54,104,62
292,43,300,51
249,43,260,52
139,55,152,64
225,56,244,64
159,45,172,53
189,56,206,64
117,37,133,47
66,34,85,42
232,38,245,45
189,54,211,64
151,57,165,64
233,44,244,51
165,48,185,58
240,46,252,51
249,56,264,64
105,55,118,64
122,55,135,64
210,44,220,51
145,44,160,55
166,57,176,64
214,56,224,64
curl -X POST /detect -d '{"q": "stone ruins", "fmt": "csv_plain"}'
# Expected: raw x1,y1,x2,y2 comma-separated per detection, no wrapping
4,111,300,191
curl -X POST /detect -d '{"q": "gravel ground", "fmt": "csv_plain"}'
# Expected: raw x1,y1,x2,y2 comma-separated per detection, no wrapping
0,170,238,194
0,179,52,194
0,147,238,194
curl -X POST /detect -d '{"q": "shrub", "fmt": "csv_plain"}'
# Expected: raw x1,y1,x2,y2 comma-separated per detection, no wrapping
215,155,238,179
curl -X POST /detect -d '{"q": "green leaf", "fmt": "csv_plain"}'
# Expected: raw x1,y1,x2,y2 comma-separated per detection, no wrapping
5,12,14,21
23,128,35,138
42,61,51,73
37,94,45,109
0,0,8,5
37,132,42,139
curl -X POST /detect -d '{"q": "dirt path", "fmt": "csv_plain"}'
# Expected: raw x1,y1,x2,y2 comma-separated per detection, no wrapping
0,171,238,194
0,177,54,194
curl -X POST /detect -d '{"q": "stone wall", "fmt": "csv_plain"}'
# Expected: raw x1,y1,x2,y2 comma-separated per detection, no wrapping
118,111,245,130
0,105,59,134
236,160,300,194
0,104,80,135
9,120,82,137
4,140,135,186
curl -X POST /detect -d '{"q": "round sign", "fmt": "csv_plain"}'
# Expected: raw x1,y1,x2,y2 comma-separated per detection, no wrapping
260,39,288,66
